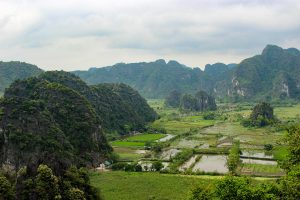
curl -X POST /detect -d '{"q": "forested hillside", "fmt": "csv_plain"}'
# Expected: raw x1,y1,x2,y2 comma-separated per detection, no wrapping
73,45,300,101
0,71,157,199
40,71,158,134
73,59,213,98
0,61,43,95
228,45,300,101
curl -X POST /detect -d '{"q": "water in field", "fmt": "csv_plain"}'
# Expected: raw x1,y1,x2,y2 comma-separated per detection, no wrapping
157,134,175,142
174,139,203,148
179,155,198,171
192,155,228,173
241,151,273,159
199,144,209,149
160,149,181,160
241,158,277,165
217,142,232,148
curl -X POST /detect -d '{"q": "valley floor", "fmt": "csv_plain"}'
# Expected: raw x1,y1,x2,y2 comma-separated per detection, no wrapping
90,171,276,200
91,101,300,199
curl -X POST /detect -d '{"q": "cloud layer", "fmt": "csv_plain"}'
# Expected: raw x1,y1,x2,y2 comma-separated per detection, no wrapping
0,0,300,70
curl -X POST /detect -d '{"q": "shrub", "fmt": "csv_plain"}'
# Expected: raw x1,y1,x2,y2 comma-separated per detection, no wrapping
151,161,164,171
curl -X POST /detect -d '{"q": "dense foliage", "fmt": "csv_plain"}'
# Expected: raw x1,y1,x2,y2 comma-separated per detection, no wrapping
0,77,111,172
0,61,43,95
165,90,181,107
242,102,275,127
180,91,217,111
40,71,157,135
0,164,101,200
226,141,241,175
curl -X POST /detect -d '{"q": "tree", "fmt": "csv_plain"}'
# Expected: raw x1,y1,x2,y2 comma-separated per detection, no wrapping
226,141,241,175
180,94,197,111
250,102,274,120
165,90,181,107
35,165,61,200
65,188,86,200
242,102,275,127
0,174,15,200
151,161,164,171
189,185,213,200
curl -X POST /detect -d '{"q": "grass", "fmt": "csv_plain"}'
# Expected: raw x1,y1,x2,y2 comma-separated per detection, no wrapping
90,171,217,200
125,134,166,142
111,141,145,148
152,119,214,135
273,146,289,161
241,163,284,176
274,105,300,120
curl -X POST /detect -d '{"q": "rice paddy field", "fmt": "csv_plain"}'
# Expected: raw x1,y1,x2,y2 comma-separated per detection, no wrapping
92,100,299,199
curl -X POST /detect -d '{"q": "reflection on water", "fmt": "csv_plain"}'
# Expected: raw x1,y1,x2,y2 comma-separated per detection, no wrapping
193,155,228,173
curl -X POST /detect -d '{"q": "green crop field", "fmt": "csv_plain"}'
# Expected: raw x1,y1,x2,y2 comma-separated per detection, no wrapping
110,141,145,148
151,119,214,135
274,105,300,120
241,163,284,176
90,171,218,200
125,134,166,142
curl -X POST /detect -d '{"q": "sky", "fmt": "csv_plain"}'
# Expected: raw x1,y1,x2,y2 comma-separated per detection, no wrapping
0,0,300,71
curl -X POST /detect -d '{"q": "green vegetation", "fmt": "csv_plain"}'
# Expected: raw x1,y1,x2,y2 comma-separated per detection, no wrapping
166,90,217,112
89,171,218,200
242,102,275,127
165,90,181,107
110,141,145,148
0,164,101,200
226,141,241,175
125,134,166,142
40,71,158,135
241,163,283,175
0,71,158,199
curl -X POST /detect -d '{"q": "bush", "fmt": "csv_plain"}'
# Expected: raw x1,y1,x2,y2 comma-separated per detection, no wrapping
134,164,143,172
151,161,164,171
111,163,127,171
0,174,15,200
264,144,273,151
203,112,216,120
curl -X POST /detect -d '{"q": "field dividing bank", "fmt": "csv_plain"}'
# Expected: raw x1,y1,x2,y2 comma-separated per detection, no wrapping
90,171,276,200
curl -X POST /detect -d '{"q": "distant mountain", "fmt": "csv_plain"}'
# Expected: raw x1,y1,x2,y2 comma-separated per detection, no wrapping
73,59,213,98
0,61,43,95
226,45,300,101
2,45,299,101
74,45,300,101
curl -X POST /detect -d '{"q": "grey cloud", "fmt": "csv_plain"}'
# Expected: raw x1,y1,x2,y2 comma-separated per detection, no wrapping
0,0,299,70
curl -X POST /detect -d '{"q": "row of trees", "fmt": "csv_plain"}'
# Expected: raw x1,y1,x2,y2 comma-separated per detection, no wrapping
165,90,217,111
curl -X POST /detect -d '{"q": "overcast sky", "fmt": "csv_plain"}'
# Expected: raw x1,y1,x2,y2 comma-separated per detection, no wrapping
0,0,299,71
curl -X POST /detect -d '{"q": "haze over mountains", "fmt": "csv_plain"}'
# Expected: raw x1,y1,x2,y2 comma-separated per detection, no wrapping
1,45,300,101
